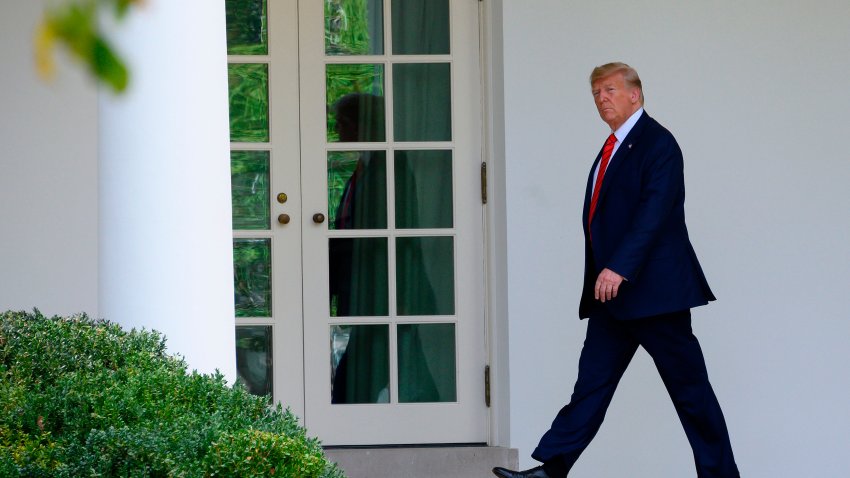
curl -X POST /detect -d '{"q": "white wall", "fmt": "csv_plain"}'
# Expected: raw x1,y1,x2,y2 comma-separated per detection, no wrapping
501,1,850,476
0,1,99,317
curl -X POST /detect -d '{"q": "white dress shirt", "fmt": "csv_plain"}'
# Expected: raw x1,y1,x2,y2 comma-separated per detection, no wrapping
592,107,645,184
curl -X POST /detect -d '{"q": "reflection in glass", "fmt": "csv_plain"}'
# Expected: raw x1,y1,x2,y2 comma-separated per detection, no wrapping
395,150,453,229
326,64,385,142
328,151,387,230
228,63,270,142
331,324,390,404
398,323,456,402
231,151,270,230
393,63,451,141
225,0,268,55
396,236,454,315
233,238,272,317
235,326,273,397
325,0,384,56
391,0,449,55
329,238,388,317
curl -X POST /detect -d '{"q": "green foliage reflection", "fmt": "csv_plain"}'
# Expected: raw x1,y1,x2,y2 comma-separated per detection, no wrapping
231,151,271,230
326,64,384,142
325,0,383,56
233,239,272,317
235,325,273,397
228,63,270,142
226,0,268,55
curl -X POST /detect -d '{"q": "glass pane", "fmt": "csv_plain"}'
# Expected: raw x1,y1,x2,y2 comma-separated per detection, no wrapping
235,325,273,397
331,324,390,404
329,237,388,317
226,0,268,55
391,0,449,55
398,323,456,402
233,238,272,317
325,0,384,56
228,63,270,142
231,150,270,230
326,64,386,142
393,63,451,141
328,237,389,317
396,236,454,315
395,150,453,229
328,151,387,230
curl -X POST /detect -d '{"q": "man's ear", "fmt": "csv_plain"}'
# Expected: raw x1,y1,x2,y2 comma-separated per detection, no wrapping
631,88,641,104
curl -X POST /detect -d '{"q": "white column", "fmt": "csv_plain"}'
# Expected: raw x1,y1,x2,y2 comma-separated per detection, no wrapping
99,0,235,380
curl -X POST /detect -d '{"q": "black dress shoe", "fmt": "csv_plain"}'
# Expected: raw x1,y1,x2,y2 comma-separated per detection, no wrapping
492,466,550,478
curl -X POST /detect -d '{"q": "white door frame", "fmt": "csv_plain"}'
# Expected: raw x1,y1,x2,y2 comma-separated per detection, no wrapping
478,0,511,449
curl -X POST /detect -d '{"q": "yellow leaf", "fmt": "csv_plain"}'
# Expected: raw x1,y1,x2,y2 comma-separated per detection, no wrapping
35,20,57,80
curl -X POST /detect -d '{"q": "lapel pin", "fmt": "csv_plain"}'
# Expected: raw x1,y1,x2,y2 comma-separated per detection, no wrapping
628,144,633,149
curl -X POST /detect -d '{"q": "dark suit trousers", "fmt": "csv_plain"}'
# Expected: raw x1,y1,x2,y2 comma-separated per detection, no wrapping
532,311,739,478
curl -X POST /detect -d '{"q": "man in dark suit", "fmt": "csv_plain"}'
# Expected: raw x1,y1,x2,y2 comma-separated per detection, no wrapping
494,63,740,478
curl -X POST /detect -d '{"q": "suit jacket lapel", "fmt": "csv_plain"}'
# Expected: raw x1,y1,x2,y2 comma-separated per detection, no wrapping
596,111,650,204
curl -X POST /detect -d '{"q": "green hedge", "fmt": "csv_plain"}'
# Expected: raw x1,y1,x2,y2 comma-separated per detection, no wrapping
0,310,344,478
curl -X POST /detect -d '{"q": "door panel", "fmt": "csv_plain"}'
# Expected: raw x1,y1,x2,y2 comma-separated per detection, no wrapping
227,0,486,446
228,0,305,415
299,0,486,445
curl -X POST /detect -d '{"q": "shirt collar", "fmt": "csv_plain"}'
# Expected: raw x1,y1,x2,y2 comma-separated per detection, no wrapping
613,107,644,143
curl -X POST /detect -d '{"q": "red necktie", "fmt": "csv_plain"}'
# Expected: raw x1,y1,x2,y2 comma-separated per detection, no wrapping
588,134,617,230
337,161,363,229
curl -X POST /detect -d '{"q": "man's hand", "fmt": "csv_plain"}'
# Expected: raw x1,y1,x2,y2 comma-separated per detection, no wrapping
595,268,624,303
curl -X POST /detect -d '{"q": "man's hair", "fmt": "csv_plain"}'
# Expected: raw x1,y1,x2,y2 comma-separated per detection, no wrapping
333,93,386,142
590,62,644,104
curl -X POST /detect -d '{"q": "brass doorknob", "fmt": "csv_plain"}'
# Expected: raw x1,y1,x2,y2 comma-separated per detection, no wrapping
277,213,291,225
312,213,325,224
276,192,288,204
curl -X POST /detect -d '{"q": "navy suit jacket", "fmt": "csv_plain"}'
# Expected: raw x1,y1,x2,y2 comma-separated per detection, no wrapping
579,111,715,320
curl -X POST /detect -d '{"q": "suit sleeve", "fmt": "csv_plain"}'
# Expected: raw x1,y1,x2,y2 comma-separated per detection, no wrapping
606,133,684,281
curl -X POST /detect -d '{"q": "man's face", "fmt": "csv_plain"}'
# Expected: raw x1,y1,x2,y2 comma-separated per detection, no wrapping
592,73,641,131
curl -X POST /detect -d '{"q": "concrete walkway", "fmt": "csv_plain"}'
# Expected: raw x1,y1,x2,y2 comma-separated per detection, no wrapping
325,446,518,478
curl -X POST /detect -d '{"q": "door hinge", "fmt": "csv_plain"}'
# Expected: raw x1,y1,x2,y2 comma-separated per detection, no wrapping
484,365,491,407
480,162,488,204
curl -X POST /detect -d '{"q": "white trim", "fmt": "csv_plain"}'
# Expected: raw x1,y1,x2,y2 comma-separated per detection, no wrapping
479,0,511,448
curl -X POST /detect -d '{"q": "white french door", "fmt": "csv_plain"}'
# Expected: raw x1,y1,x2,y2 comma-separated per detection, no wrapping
229,0,486,446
